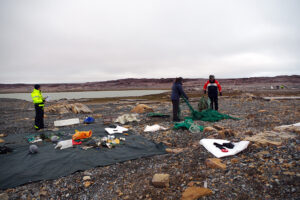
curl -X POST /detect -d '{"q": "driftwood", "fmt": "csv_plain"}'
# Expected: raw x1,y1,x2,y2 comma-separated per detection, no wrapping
45,103,93,114
263,96,300,101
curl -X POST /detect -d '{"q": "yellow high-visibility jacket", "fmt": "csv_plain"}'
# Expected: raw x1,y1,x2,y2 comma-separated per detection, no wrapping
31,88,44,107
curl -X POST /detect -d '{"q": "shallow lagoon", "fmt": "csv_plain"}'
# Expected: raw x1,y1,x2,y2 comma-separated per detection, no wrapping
0,90,169,101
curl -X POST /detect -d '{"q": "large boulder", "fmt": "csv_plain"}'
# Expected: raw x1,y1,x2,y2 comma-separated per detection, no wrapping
244,130,297,146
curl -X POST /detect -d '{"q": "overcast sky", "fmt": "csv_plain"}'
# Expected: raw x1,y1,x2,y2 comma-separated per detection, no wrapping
0,0,299,83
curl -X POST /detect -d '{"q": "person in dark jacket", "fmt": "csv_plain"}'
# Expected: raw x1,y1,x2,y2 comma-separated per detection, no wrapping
171,77,189,122
203,75,222,111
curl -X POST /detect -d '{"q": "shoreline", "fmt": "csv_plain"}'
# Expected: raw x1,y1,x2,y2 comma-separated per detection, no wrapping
0,88,171,94
1,89,300,104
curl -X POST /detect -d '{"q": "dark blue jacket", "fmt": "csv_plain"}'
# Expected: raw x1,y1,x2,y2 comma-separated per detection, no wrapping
171,82,188,100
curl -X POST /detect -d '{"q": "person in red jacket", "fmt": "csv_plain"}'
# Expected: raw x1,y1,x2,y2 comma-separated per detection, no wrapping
203,75,222,111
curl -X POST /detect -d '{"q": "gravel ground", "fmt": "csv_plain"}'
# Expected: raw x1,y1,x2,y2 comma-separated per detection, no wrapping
0,90,299,200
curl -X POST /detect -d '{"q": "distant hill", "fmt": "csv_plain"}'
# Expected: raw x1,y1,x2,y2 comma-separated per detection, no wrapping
0,75,299,93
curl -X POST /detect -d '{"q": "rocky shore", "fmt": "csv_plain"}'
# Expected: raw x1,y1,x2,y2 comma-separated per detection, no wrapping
0,88,299,200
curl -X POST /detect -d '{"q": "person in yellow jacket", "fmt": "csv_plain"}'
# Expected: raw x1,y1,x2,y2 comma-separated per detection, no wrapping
31,84,45,130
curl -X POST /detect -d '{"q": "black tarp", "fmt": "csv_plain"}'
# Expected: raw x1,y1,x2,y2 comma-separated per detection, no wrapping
0,123,165,189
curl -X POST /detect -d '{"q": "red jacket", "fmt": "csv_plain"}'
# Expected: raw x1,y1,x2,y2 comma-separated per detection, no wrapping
203,80,222,97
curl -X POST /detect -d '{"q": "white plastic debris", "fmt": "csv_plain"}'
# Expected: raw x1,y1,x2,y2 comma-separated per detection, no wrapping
114,114,140,124
105,125,128,134
54,118,80,127
55,139,73,150
276,122,300,128
144,124,168,132
199,139,250,158
29,139,43,143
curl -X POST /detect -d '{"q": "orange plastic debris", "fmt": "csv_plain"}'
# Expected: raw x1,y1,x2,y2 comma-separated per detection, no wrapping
72,130,92,140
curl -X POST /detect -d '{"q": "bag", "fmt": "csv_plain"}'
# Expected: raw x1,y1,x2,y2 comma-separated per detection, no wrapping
84,117,95,124
72,130,92,140
198,96,210,111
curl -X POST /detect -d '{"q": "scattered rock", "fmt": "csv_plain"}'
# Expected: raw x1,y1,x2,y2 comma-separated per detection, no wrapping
152,174,170,188
165,148,184,154
162,141,172,147
83,176,91,181
273,124,300,134
84,181,92,187
283,172,296,176
217,129,235,139
187,181,202,187
244,130,254,136
205,158,226,170
92,114,103,118
0,193,9,200
207,133,218,139
230,158,239,164
255,151,270,158
103,117,113,125
83,171,92,176
203,127,217,132
181,187,212,200
258,110,268,113
245,131,296,146
212,125,224,130
39,190,48,197
50,128,59,132
123,125,132,129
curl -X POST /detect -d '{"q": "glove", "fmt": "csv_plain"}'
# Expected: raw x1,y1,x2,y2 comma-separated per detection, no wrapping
204,90,206,94
219,92,222,96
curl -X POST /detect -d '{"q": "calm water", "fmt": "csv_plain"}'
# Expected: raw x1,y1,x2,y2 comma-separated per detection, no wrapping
0,90,169,101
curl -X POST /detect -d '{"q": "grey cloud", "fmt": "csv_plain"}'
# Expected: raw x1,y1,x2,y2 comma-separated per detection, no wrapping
0,0,299,83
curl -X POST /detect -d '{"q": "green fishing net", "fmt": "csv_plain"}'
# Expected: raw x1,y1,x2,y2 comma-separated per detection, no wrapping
173,119,204,133
147,112,170,118
182,97,240,122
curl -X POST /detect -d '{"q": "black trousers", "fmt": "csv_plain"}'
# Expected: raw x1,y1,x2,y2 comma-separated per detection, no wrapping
209,96,218,111
172,99,180,121
34,104,44,129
